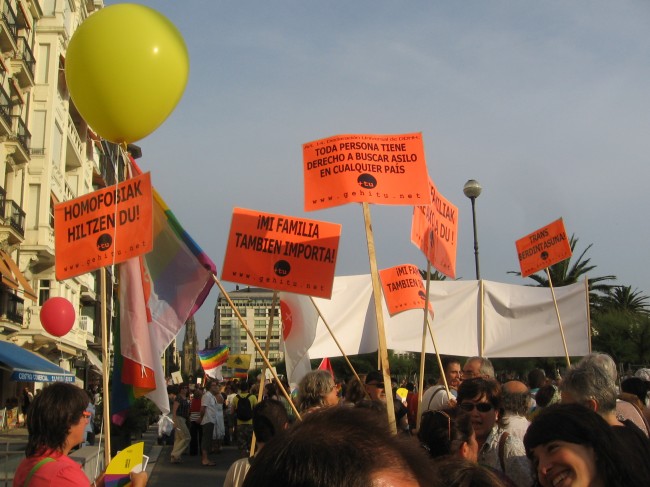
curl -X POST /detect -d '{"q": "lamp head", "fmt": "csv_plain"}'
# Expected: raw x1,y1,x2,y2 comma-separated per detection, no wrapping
463,179,482,199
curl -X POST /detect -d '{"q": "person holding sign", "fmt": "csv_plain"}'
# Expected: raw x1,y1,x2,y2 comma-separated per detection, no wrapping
14,383,148,487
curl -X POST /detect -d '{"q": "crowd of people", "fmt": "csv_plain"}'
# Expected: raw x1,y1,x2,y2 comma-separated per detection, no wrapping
15,352,650,486
216,353,650,486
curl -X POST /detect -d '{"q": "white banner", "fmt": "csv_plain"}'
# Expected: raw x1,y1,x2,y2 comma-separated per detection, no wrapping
282,276,590,360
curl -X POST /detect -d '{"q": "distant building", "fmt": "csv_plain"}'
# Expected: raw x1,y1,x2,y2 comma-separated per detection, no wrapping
181,317,198,377
212,286,283,377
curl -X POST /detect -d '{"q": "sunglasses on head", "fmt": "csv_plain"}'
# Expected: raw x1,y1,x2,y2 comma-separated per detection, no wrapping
459,402,494,413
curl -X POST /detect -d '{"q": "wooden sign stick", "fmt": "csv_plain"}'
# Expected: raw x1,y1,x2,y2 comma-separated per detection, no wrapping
212,275,301,421
545,268,571,367
362,203,397,434
309,297,365,394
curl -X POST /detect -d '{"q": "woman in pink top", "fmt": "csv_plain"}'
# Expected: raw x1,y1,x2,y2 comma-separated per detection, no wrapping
13,383,147,487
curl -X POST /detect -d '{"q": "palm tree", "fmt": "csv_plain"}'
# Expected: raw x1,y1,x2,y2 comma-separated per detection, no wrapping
599,285,649,315
508,235,616,304
419,269,448,281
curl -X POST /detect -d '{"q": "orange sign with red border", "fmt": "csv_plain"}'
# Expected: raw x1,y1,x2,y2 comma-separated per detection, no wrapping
221,208,341,298
303,133,431,211
411,179,458,278
379,263,432,316
515,218,572,278
55,173,153,280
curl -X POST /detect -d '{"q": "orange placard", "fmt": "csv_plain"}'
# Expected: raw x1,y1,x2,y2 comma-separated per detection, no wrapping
221,208,341,298
379,263,431,316
303,133,432,211
411,179,458,278
515,218,572,278
55,173,153,280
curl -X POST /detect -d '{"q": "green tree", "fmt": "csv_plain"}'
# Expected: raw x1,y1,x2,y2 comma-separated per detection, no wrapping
592,286,650,364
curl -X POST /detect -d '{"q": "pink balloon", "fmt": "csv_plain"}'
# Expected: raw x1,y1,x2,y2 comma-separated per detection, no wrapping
40,297,76,337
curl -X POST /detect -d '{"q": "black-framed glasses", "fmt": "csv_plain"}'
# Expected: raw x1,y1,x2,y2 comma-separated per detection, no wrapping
459,402,494,413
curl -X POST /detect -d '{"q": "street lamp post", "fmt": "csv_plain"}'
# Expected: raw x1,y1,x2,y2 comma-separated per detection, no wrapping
463,179,482,280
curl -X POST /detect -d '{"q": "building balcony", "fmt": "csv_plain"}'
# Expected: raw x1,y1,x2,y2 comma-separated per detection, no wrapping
2,197,25,238
9,114,30,161
0,1,18,53
65,112,83,169
10,36,35,88
0,83,11,135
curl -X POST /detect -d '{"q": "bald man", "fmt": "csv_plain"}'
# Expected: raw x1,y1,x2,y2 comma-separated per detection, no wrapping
501,381,531,441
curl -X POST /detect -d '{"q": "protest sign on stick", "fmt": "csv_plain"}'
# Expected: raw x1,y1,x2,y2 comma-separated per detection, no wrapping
54,172,153,280
303,133,431,211
516,218,573,366
222,208,341,299
411,179,458,278
379,263,449,429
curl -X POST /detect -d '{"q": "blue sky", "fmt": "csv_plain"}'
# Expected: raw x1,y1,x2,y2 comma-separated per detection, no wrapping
106,1,650,343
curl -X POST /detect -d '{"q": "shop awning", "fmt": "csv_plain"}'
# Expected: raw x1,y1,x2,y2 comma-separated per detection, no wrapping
86,349,103,375
0,341,75,383
0,250,37,301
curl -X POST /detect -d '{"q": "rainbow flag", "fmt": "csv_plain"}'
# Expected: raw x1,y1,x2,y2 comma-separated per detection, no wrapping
199,345,229,378
115,157,217,416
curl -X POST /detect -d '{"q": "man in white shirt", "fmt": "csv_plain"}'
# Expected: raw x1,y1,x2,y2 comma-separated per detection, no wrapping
199,381,219,466
417,357,461,425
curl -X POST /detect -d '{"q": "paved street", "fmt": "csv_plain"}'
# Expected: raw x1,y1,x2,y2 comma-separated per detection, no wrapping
147,441,243,486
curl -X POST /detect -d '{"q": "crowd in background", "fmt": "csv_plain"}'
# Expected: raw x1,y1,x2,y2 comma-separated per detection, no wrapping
163,353,650,487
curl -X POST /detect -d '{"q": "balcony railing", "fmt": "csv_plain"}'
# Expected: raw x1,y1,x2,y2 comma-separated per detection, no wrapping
14,36,35,80
4,199,25,236
0,84,11,128
67,112,83,159
10,115,30,153
1,1,17,41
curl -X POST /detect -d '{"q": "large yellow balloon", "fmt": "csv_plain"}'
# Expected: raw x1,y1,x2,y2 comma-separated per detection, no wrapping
65,4,189,144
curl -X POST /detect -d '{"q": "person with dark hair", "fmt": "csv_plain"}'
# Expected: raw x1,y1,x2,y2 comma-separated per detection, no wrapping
524,403,650,487
242,406,439,487
341,376,366,406
199,381,221,466
433,458,511,487
188,387,203,456
170,384,190,464
232,381,257,455
224,399,289,487
14,383,147,487
457,378,533,486
418,407,478,461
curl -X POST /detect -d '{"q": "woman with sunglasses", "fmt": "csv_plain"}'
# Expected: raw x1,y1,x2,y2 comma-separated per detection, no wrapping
456,378,533,487
14,382,147,487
